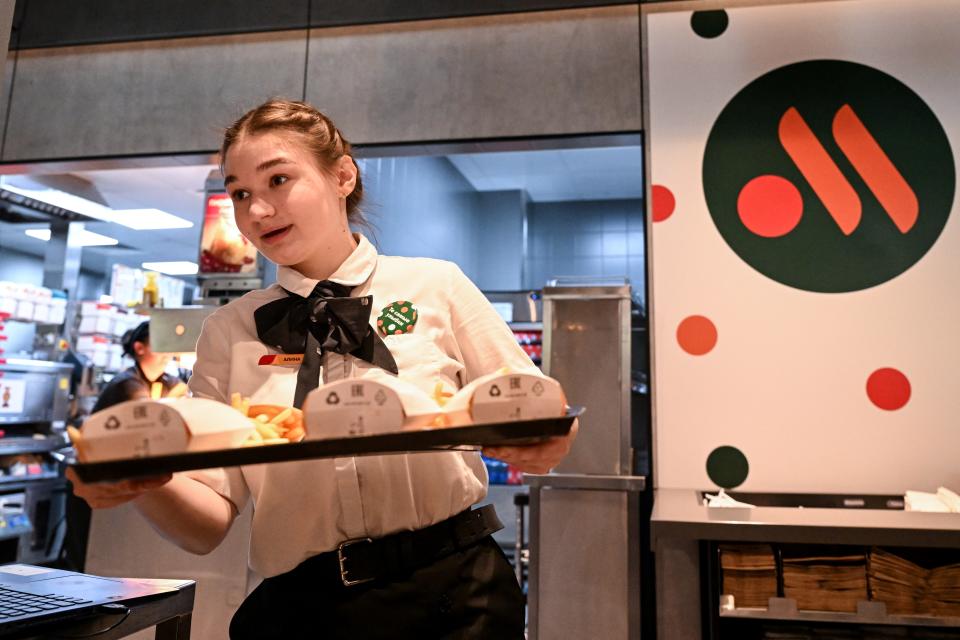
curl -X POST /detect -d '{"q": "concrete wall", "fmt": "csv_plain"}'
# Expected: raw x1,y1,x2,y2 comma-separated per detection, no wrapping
1,5,640,162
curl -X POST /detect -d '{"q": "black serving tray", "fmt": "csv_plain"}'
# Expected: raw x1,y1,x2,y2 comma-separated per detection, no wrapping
68,407,583,483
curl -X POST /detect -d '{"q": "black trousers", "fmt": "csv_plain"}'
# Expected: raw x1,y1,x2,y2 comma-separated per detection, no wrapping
229,536,525,639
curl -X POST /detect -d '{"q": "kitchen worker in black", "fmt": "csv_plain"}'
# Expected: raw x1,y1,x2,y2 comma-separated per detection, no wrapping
64,320,185,570
91,320,185,414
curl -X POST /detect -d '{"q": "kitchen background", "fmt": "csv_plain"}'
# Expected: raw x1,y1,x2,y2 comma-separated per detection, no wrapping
0,141,645,308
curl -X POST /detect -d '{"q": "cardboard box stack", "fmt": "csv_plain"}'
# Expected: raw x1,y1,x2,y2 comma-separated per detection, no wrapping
720,543,778,608
781,545,868,613
869,547,960,617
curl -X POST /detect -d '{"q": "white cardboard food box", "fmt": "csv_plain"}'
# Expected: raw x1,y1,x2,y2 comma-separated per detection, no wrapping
303,377,440,439
303,372,566,439
444,372,565,423
80,397,254,461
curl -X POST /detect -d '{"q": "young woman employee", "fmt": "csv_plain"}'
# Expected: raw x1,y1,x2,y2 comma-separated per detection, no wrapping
68,98,577,639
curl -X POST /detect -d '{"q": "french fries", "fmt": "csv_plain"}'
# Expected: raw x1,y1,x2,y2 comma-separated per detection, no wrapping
231,393,305,446
431,382,454,407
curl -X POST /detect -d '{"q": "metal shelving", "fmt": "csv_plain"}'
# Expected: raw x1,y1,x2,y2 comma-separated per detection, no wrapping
720,597,960,629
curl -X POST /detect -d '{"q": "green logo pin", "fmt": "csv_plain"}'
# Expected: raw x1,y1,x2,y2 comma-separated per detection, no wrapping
377,300,418,336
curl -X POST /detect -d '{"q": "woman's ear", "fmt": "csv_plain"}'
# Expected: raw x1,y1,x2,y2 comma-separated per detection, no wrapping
133,341,148,359
336,156,358,197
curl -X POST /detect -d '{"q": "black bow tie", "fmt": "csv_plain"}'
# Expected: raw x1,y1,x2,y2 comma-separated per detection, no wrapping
254,281,399,409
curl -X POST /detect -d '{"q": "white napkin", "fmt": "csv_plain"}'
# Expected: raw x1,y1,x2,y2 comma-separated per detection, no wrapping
703,489,755,508
904,487,960,512
936,486,960,512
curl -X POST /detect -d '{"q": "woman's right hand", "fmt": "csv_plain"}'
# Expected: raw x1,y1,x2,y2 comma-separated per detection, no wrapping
65,467,172,509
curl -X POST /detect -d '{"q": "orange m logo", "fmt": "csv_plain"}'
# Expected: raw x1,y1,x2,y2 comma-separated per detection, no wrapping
778,105,918,235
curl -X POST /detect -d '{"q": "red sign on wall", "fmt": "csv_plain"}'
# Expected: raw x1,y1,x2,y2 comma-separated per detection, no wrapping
199,193,257,274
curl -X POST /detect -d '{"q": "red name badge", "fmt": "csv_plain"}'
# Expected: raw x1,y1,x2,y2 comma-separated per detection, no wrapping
258,354,304,367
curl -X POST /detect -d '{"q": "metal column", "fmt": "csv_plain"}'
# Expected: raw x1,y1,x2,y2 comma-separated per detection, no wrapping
528,284,646,639
528,474,645,640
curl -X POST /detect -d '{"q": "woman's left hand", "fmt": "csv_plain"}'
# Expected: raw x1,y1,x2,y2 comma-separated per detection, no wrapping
482,418,579,475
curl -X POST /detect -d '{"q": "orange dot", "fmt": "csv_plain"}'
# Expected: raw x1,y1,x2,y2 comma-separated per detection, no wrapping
677,315,717,355
406,325,413,332
401,306,408,313
652,185,676,222
867,367,910,410
377,319,383,325
394,329,402,335
737,175,803,237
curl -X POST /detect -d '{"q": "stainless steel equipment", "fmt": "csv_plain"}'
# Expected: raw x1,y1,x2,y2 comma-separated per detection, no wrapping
0,359,72,431
148,306,218,354
527,283,646,640
544,284,632,475
0,358,73,564
481,290,542,324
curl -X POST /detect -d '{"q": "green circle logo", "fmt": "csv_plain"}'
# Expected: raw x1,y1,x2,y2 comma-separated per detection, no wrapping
703,60,954,293
377,300,418,336
706,445,749,490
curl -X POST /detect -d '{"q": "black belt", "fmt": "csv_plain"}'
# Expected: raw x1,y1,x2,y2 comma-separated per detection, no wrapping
300,505,503,587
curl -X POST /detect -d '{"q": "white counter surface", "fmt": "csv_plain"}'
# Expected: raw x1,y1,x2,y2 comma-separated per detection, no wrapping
651,488,960,548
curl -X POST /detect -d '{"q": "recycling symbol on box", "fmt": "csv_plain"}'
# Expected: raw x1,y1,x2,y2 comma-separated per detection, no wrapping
489,385,501,397
105,416,121,431
326,392,340,405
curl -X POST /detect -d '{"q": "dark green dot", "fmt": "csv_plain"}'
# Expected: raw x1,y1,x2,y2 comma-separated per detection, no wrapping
691,10,729,39
706,445,748,489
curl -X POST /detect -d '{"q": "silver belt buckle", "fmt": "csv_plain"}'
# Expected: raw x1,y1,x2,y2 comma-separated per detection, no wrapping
337,537,374,587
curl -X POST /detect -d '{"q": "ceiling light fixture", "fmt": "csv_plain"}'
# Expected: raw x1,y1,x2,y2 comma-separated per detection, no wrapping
110,208,194,230
1,181,193,230
141,261,199,276
24,228,119,247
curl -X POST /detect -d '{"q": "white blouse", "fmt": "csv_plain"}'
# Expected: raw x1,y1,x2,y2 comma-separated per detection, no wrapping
186,235,539,578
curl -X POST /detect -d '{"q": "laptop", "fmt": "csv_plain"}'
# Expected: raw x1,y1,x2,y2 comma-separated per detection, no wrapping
0,563,184,634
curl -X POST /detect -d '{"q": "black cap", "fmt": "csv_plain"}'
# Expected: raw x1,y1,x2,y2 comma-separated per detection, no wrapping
121,321,150,357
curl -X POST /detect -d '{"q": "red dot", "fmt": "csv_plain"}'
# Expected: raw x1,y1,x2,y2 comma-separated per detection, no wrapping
737,175,803,238
652,185,676,222
866,368,911,411
677,315,717,356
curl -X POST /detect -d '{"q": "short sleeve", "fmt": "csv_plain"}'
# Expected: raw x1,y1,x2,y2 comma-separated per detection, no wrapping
446,263,541,383
182,309,250,513
187,310,232,403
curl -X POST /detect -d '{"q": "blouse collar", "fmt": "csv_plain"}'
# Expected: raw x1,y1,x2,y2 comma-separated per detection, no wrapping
275,233,377,296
